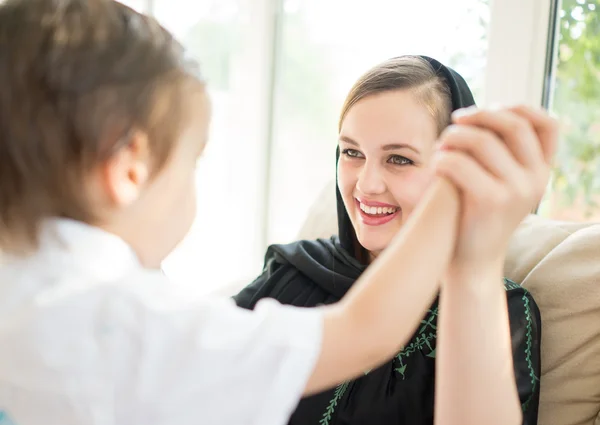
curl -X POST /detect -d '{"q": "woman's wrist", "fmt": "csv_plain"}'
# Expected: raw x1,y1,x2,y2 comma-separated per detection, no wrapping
444,256,505,290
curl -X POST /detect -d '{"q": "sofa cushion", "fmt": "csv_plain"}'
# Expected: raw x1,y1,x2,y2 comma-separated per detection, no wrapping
506,216,600,425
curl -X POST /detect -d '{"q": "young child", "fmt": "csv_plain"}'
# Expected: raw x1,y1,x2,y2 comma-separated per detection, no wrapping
0,1,556,424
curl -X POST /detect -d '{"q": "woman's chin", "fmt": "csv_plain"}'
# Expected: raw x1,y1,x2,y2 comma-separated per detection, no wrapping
356,235,392,257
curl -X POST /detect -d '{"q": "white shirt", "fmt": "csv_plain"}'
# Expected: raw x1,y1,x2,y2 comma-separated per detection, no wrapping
0,219,322,425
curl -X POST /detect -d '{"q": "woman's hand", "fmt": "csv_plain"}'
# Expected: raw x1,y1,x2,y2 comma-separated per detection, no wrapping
433,105,558,278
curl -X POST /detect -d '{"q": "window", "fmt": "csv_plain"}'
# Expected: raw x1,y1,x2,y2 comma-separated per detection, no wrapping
155,0,273,293
266,0,491,244
145,0,557,291
539,0,600,221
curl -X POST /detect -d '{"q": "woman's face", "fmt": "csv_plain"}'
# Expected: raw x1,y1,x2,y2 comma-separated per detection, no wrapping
337,89,440,257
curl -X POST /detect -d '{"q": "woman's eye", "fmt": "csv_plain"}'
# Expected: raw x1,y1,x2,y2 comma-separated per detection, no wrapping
388,155,413,166
342,148,363,158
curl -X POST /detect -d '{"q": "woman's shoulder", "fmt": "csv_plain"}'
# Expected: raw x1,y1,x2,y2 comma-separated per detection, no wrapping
233,238,341,310
503,277,538,304
263,236,340,264
502,277,542,350
503,277,541,316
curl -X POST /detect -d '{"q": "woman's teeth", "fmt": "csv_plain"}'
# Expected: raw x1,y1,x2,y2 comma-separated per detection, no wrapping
359,202,398,215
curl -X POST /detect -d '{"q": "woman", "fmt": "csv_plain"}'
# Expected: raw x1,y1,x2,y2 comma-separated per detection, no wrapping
234,56,542,425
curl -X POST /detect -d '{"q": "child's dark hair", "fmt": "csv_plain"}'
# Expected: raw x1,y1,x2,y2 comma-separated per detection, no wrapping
0,0,203,254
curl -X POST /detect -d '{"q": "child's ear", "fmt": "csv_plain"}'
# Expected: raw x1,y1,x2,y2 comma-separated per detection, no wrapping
101,130,152,206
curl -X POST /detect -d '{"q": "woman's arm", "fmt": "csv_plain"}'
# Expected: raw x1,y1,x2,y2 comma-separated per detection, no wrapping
436,264,522,425
436,273,542,425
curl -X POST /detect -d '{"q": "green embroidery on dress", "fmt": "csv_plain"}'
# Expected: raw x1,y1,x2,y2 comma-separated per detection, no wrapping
319,382,349,425
503,278,539,412
395,307,438,379
319,278,538,418
395,332,437,378
520,293,538,412
319,284,538,423
319,307,438,423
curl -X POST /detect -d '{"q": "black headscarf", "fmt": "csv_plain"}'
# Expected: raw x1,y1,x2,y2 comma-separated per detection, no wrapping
252,56,476,300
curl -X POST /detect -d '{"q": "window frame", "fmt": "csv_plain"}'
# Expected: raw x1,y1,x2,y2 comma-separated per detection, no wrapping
483,0,555,107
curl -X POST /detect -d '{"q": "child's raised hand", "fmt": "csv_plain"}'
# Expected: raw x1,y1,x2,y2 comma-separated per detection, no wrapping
433,105,558,279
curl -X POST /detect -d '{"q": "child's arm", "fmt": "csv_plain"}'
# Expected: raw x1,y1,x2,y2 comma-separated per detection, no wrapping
304,178,459,395
433,106,557,425
91,187,455,424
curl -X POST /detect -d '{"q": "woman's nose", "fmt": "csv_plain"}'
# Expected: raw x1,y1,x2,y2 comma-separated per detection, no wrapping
356,162,386,195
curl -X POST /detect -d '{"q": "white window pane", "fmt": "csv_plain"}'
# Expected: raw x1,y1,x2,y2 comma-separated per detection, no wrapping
538,0,600,222
267,0,490,244
156,0,268,293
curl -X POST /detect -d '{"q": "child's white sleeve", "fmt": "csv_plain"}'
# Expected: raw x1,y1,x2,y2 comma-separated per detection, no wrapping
108,287,324,425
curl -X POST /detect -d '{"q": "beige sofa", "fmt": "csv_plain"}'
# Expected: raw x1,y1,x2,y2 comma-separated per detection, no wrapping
229,180,600,425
